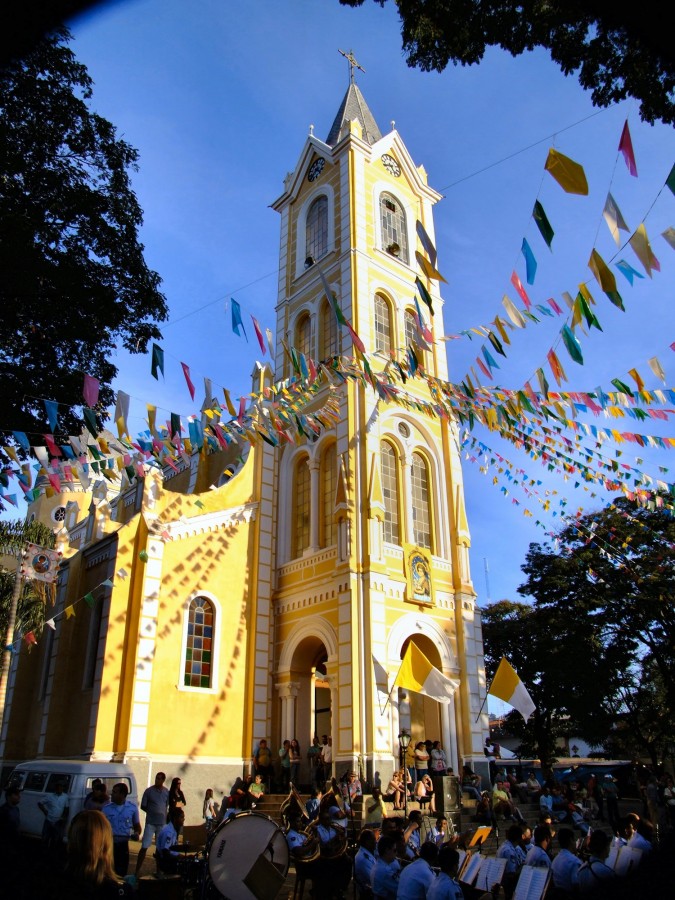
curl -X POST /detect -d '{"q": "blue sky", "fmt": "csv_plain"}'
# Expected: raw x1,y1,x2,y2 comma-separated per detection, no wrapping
37,0,675,608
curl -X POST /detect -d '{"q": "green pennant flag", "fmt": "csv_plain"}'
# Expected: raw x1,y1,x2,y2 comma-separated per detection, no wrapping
605,290,625,311
151,343,164,380
170,413,181,439
84,593,95,608
83,408,98,439
488,330,506,357
611,378,633,395
536,367,549,397
533,200,554,248
415,277,434,316
667,162,675,197
578,294,602,331
561,324,584,364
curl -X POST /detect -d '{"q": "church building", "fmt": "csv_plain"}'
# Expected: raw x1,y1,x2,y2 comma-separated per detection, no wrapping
0,76,489,809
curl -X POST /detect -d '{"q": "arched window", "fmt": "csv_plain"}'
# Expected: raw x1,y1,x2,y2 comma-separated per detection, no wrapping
292,455,311,558
320,442,337,548
295,312,312,358
183,597,214,688
321,299,339,360
379,193,408,263
381,441,400,545
306,195,328,262
411,452,432,551
404,309,425,368
374,294,393,355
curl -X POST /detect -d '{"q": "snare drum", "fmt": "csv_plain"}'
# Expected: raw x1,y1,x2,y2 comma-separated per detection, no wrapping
206,811,290,899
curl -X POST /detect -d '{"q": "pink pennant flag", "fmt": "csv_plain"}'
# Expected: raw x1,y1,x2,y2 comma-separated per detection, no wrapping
547,297,563,315
510,271,532,310
618,121,638,177
181,363,196,401
83,374,100,408
251,316,266,355
43,434,62,457
47,472,62,493
238,396,246,425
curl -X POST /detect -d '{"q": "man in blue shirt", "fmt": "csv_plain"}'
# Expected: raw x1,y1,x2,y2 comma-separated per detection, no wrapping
397,841,438,899
371,834,400,900
354,828,377,896
551,827,582,893
427,845,464,900
103,782,141,876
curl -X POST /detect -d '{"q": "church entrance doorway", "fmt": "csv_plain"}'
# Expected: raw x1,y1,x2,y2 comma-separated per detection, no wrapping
286,636,331,789
398,634,443,757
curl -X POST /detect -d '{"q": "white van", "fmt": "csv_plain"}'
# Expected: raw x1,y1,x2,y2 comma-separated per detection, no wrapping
7,758,138,839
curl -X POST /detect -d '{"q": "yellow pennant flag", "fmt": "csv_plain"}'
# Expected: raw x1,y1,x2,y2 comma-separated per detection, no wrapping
65,605,76,620
393,642,459,704
629,223,660,277
545,148,589,195
488,658,536,722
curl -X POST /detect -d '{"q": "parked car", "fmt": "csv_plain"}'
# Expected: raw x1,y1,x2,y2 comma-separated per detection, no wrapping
6,758,138,838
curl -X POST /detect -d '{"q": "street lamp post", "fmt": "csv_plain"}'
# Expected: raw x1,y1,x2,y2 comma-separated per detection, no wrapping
398,729,411,820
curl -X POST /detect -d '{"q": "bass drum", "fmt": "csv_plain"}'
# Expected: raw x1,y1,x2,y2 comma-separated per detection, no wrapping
205,811,290,899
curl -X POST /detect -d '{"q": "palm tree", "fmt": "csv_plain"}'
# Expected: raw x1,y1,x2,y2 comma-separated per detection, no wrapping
0,518,56,642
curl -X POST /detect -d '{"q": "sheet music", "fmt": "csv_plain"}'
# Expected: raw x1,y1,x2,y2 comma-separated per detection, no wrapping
456,849,468,877
512,865,549,900
475,856,507,892
459,851,484,885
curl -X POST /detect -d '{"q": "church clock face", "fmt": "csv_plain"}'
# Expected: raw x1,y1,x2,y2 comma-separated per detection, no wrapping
381,153,401,177
307,157,325,182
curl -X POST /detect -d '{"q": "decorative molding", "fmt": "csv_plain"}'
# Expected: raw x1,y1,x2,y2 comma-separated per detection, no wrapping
163,502,258,540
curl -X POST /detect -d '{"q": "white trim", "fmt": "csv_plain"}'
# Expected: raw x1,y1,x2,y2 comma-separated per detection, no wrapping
177,590,222,695
294,184,336,280
277,616,339,674
163,503,257,540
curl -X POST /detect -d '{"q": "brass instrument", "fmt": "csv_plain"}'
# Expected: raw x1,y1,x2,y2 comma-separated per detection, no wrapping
279,784,309,828
310,821,348,860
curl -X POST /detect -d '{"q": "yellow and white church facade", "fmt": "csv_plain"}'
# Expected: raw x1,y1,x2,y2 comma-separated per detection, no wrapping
0,80,489,809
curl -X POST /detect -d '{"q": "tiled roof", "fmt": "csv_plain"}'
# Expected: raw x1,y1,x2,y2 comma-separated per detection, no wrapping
325,82,382,147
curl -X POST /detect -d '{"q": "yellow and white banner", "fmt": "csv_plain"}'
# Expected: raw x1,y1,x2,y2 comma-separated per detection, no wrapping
393,642,459,704
488,657,536,722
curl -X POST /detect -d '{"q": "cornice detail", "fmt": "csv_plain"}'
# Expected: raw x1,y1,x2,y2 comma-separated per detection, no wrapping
162,502,258,540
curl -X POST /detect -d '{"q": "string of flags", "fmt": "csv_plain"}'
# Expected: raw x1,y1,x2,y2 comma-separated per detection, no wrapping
0,123,672,548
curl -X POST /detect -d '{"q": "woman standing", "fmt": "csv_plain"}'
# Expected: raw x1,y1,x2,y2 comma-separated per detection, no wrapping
414,741,430,782
167,777,186,823
203,788,217,833
430,741,448,775
289,739,302,785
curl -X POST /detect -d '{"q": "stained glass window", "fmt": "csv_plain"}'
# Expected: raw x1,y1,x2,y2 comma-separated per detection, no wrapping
292,456,311,558
184,597,214,688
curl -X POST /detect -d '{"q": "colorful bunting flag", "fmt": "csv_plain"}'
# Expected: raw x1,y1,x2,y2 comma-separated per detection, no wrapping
532,200,554,248
502,295,526,328
83,374,100,408
561,325,584,365
510,272,531,310
545,148,589,195
251,316,266,354
416,219,437,267
151,343,164,380
615,260,644,285
231,299,248,341
629,224,661,277
521,238,537,285
181,363,196,400
602,193,630,246
618,120,638,177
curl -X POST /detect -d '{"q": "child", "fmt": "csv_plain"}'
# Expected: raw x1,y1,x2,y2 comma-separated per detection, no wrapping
248,774,265,808
203,788,218,832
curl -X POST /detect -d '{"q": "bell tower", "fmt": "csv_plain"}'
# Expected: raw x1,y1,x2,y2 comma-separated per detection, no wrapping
262,71,488,785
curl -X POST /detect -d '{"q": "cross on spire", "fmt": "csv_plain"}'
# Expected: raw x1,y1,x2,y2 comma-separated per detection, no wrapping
338,48,365,84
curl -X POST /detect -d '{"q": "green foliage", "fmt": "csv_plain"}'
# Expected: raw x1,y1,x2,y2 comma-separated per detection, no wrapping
0,519,56,643
488,496,675,765
340,1,675,125
0,27,167,446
